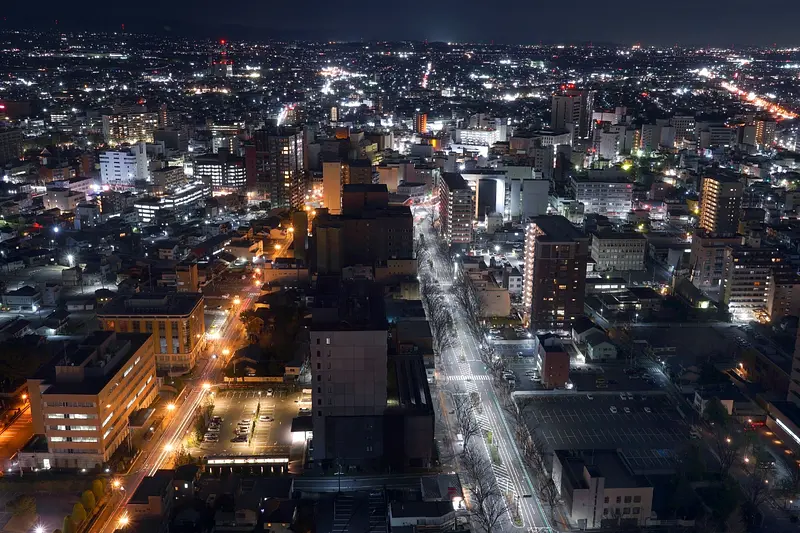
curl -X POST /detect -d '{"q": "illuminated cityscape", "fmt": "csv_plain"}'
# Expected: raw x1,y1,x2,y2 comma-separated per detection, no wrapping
2,22,800,533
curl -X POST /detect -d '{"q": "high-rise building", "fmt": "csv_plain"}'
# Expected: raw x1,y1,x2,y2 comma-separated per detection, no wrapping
722,245,780,322
413,111,428,134
523,215,589,331
311,184,414,274
438,172,474,246
690,234,743,289
550,88,595,140
322,160,374,215
670,115,696,144
102,112,158,145
193,149,247,191
0,128,22,165
24,331,158,470
99,142,149,189
570,173,633,218
253,127,306,209
309,278,434,470
699,175,743,236
97,293,205,374
754,119,777,147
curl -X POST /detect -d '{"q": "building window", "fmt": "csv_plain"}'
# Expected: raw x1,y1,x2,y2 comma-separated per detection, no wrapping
317,375,321,382
317,399,322,406
317,363,321,370
603,508,609,516
326,337,331,345
616,497,621,504
317,387,321,394
633,507,640,515
317,351,321,357
604,497,609,504
624,496,632,503
623,508,630,515
633,496,641,503
316,338,320,345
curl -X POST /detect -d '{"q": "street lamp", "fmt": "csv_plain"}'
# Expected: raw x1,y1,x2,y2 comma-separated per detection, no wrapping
167,403,176,412
118,515,129,528
67,254,74,266
202,383,211,391
164,443,174,452
112,479,122,489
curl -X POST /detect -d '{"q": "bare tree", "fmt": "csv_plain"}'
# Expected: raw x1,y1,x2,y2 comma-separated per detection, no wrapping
461,446,507,533
452,392,480,454
710,427,742,478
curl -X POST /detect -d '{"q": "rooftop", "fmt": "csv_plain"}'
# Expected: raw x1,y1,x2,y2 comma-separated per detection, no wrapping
129,470,173,504
440,172,470,190
531,215,586,242
98,292,203,317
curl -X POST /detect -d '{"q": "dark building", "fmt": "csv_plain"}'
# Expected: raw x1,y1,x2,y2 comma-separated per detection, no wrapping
253,126,306,209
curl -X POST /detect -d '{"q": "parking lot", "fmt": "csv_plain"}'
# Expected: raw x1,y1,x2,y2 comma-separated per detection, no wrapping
519,394,688,450
191,388,299,458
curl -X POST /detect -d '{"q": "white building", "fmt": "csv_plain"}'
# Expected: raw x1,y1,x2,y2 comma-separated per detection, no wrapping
590,230,646,272
571,172,633,218
454,128,499,146
193,150,246,191
100,142,148,189
134,182,211,223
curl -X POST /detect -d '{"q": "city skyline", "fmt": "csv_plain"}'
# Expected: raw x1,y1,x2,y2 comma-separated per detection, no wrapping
4,0,800,47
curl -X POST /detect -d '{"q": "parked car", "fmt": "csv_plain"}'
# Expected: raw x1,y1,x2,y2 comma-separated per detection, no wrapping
609,406,618,414
259,415,273,422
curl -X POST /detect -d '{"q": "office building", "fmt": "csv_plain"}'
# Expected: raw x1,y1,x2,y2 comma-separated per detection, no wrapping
590,230,646,272
43,188,84,213
699,175,743,236
670,115,696,144
0,128,23,165
312,184,414,274
551,88,596,139
414,111,428,134
134,182,211,223
553,450,654,530
193,149,247,192
100,142,149,189
253,127,306,209
102,112,158,145
571,174,633,218
722,245,780,322
150,166,187,195
97,293,205,375
523,215,589,331
322,160,374,215
24,331,158,470
310,278,433,470
438,172,474,246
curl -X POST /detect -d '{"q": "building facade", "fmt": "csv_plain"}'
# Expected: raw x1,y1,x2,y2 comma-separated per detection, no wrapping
523,215,589,331
193,149,247,192
699,175,743,236
102,112,158,145
25,331,158,470
100,142,149,189
571,176,633,218
438,172,474,246
590,230,646,272
97,293,205,375
722,245,780,322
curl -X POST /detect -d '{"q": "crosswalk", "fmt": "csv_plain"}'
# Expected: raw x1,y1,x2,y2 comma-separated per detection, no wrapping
445,374,491,382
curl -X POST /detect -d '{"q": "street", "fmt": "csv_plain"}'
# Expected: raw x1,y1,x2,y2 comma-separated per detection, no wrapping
416,212,555,533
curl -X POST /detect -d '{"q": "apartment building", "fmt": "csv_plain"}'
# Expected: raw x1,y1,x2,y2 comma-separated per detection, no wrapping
438,172,474,246
193,149,247,192
24,331,158,470
690,234,743,289
97,293,205,375
590,230,646,272
722,245,781,322
523,215,589,331
699,175,743,236
102,112,159,144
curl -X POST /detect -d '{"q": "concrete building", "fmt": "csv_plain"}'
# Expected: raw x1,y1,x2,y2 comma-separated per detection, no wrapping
100,142,149,189
523,216,589,331
438,172,474,246
0,128,23,165
533,334,570,389
670,115,696,144
97,293,205,375
102,112,158,144
553,450,654,529
24,331,158,470
690,234,743,289
571,174,633,218
722,245,780,322
134,182,212,223
311,185,414,274
193,149,247,191
43,188,84,213
253,126,306,209
590,230,646,272
309,280,388,466
150,166,187,194
699,175,743,236
1,285,42,311
551,88,596,140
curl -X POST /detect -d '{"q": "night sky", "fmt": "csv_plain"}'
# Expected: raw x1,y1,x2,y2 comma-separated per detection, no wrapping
3,0,797,46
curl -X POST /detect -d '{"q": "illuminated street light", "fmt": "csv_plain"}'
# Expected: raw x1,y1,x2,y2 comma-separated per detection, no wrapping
118,515,130,527
202,383,211,390
274,244,281,251
164,443,174,452
67,254,74,266
112,479,122,489
222,348,230,356
167,403,176,411
35,525,44,533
